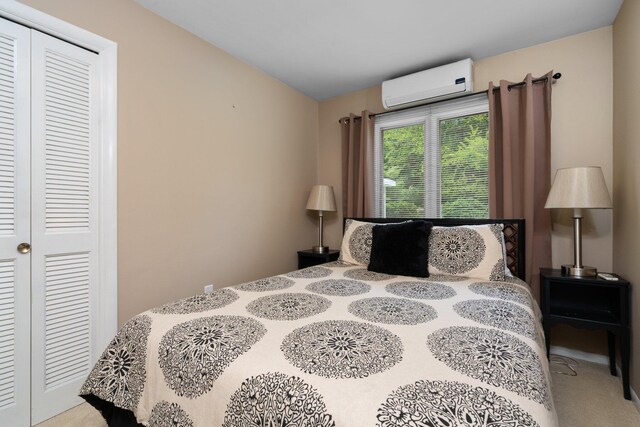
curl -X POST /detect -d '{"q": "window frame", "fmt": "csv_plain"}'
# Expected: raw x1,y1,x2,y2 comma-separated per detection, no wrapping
373,93,489,218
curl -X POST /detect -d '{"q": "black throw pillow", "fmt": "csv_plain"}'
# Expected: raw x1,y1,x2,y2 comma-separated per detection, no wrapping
367,220,432,277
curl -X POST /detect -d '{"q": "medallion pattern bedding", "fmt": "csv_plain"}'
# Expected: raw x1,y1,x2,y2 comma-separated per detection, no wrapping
81,262,558,426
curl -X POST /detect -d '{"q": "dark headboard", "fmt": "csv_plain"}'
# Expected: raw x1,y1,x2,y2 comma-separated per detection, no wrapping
345,218,526,281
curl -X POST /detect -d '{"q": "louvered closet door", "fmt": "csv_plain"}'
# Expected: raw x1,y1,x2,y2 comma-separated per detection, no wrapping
0,18,31,427
30,30,100,425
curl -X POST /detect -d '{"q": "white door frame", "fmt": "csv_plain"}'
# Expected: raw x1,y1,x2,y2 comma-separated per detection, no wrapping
0,1,117,354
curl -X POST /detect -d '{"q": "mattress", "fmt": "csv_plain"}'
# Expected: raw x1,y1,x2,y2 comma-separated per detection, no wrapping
81,261,558,426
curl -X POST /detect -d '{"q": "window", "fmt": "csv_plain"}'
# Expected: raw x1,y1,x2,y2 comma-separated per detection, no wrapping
374,94,489,218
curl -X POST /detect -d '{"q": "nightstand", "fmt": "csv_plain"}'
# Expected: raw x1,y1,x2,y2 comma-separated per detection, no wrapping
297,249,339,269
540,268,631,400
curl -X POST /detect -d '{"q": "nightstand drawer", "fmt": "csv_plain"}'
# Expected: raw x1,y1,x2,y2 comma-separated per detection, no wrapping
548,281,622,324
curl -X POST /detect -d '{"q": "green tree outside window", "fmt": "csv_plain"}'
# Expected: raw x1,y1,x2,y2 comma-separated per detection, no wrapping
382,112,488,218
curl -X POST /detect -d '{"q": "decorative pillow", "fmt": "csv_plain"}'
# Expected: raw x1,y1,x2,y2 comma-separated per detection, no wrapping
428,224,506,281
339,219,376,265
368,221,432,277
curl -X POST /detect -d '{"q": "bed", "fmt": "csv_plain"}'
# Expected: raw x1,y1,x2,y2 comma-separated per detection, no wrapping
81,217,559,426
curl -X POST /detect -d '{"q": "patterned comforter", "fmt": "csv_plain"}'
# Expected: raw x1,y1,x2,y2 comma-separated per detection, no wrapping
81,262,559,426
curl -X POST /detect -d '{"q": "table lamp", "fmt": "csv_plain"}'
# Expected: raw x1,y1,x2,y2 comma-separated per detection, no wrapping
306,185,336,253
544,166,612,277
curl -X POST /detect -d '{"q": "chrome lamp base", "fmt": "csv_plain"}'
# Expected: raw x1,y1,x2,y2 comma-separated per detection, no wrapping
562,209,598,277
561,264,597,277
312,211,329,254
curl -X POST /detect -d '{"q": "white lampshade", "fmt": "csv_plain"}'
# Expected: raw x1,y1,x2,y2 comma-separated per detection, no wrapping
306,185,336,212
545,166,612,209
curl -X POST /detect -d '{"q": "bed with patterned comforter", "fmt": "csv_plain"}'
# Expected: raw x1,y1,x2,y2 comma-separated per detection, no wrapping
81,255,559,426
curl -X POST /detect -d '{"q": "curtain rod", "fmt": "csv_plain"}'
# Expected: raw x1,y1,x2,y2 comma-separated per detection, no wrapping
493,72,562,92
338,72,562,124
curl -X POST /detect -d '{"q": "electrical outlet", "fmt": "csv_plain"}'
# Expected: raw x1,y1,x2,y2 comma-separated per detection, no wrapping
204,284,214,294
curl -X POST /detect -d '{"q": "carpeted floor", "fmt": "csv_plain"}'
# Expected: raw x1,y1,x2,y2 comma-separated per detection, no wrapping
37,359,640,427
551,359,640,426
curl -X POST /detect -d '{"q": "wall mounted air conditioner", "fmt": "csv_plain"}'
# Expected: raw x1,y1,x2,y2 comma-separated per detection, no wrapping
382,58,473,110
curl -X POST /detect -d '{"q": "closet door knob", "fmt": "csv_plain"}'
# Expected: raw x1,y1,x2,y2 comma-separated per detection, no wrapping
17,243,31,254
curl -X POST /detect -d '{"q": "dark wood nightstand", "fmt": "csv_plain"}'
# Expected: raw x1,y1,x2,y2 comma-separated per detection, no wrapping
540,268,631,400
297,249,339,269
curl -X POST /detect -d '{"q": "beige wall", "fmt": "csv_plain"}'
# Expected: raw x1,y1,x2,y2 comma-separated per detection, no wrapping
21,0,319,325
613,0,640,397
319,28,614,275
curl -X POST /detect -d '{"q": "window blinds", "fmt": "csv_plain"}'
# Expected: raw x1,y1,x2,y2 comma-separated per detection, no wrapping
373,93,489,218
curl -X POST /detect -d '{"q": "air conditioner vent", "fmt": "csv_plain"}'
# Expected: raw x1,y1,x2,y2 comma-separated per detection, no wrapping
382,59,474,110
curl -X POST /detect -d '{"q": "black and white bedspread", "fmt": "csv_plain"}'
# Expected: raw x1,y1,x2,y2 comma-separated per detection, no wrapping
81,262,559,426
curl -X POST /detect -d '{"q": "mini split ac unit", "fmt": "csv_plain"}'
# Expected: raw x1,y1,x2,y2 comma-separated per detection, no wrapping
382,58,473,110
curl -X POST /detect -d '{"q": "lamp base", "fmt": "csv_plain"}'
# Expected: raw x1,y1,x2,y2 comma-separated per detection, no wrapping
561,264,597,277
312,245,329,254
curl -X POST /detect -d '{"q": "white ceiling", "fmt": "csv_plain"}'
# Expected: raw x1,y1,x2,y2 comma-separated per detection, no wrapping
135,0,623,101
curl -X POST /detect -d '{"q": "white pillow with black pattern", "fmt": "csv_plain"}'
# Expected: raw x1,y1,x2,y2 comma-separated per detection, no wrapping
339,219,376,266
428,224,506,281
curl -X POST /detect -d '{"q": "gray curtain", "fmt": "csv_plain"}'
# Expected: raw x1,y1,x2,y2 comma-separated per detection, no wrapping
488,72,553,300
341,111,375,217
